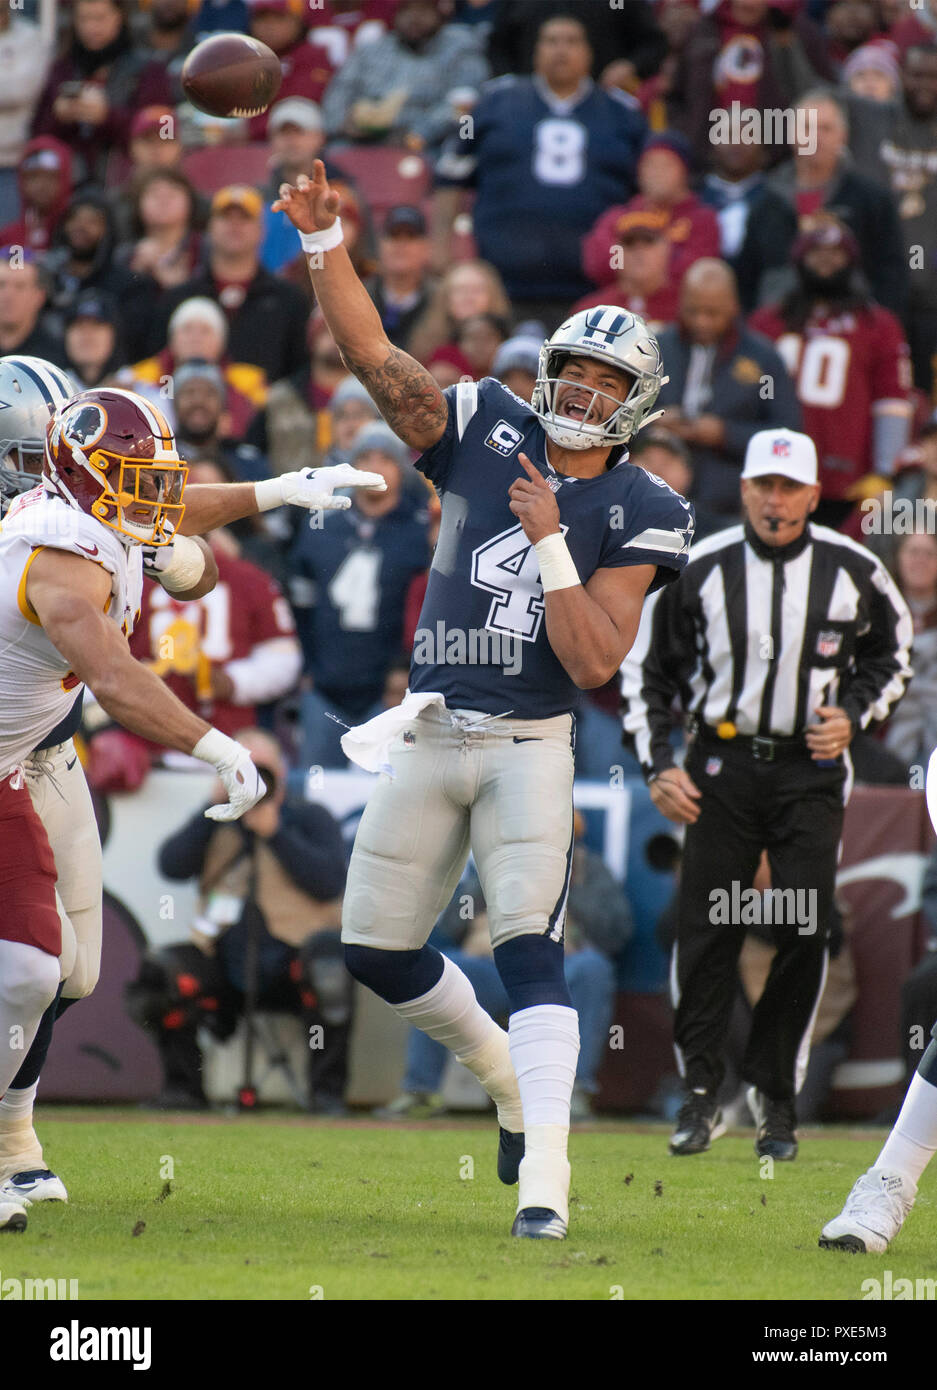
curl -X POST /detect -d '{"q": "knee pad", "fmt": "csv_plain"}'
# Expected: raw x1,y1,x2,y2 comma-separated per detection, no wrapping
298,933,354,1026
343,943,444,1006
493,933,571,1013
0,941,61,1016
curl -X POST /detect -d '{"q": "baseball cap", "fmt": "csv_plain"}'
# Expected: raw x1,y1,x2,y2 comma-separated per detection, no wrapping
741,429,818,486
382,205,427,237
211,185,263,219
349,422,410,469
268,98,323,134
615,207,670,241
66,289,118,327
131,105,176,141
173,359,226,397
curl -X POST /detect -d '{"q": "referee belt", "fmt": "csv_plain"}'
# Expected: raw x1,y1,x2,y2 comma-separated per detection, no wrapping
698,726,809,763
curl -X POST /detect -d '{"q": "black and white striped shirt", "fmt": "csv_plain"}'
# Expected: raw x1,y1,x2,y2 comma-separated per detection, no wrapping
620,520,913,779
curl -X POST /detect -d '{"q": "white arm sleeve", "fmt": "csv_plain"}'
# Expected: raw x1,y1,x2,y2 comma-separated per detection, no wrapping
221,636,302,706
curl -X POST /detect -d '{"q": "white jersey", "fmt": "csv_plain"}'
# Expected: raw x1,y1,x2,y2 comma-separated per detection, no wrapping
0,487,143,777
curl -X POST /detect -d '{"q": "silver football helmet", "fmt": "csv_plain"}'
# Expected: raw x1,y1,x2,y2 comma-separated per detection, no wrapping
0,355,78,506
530,307,668,451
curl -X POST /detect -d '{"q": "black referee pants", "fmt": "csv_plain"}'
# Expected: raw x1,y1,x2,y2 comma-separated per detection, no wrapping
673,737,846,1103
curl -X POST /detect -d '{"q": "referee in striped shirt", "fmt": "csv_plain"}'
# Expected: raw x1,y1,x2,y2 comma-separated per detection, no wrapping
621,428,913,1161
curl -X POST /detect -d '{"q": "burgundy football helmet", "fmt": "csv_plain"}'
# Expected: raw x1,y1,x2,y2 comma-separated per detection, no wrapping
44,387,188,546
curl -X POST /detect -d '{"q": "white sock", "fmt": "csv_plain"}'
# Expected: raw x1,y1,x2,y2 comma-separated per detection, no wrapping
876,1072,937,1185
0,941,59,1100
0,1080,39,1122
393,956,523,1132
509,1005,579,1220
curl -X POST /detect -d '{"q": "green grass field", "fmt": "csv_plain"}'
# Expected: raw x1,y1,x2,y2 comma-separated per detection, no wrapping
5,1109,934,1301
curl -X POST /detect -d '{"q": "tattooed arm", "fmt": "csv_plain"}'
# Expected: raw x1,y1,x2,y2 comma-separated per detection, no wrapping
272,163,448,452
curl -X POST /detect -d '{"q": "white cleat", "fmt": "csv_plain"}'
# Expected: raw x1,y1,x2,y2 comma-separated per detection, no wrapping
819,1167,916,1253
0,1168,68,1207
0,1198,27,1232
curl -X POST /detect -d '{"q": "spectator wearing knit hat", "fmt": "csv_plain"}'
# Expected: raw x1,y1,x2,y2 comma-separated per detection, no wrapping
288,420,432,768
842,40,902,103
581,133,719,295
491,334,541,403
158,184,311,385
123,295,267,440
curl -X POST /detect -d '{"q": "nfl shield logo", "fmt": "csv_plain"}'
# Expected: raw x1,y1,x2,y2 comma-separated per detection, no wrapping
705,757,723,777
816,629,842,659
403,730,416,747
772,437,791,458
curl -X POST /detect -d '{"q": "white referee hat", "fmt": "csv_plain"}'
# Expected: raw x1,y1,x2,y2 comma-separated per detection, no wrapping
741,428,818,486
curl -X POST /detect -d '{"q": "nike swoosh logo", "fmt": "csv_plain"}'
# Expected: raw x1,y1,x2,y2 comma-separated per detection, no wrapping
75,543,99,557
65,757,77,771
512,737,542,744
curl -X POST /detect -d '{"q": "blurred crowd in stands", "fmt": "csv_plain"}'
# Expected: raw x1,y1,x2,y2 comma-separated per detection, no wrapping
10,0,937,1118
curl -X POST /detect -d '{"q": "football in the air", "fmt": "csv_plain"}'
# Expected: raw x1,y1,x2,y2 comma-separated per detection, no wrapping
181,33,283,119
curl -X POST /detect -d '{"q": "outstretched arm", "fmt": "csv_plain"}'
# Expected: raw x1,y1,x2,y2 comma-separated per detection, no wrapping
272,163,448,452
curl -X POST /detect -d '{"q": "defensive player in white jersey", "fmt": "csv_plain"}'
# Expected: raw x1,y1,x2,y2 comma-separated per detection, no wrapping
818,747,937,1253
0,373,384,1232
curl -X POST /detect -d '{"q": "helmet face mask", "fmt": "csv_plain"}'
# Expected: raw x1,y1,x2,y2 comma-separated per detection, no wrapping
44,389,188,547
530,308,669,452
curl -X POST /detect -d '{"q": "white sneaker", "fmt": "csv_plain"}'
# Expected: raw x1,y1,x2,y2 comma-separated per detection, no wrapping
0,1198,27,1232
819,1167,917,1253
0,1168,68,1206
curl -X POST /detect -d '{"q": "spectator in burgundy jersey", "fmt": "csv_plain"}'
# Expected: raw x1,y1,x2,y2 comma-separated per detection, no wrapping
581,133,719,294
31,0,170,182
573,209,679,332
669,0,834,167
425,342,473,388
245,0,337,140
137,0,199,102
766,88,908,318
749,214,912,527
0,138,73,256
883,530,937,768
825,0,881,71
126,104,184,177
455,311,509,379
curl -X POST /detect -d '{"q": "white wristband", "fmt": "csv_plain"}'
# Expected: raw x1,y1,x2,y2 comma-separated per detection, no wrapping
157,534,207,594
535,532,580,592
191,727,239,769
298,218,344,253
254,476,284,512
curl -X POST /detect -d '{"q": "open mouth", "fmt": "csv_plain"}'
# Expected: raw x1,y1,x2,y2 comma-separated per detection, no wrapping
561,396,592,422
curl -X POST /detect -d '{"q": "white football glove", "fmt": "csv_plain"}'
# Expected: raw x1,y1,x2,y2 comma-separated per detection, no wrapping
191,729,266,822
255,464,387,516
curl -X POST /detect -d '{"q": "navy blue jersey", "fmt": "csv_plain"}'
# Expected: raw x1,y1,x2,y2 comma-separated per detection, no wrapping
410,378,694,719
436,76,646,299
289,493,431,715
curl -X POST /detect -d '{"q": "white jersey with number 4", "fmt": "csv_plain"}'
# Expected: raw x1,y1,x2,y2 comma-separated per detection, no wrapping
0,486,143,777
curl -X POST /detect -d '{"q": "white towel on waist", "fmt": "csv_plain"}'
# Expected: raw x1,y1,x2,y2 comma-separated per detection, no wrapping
340,691,447,776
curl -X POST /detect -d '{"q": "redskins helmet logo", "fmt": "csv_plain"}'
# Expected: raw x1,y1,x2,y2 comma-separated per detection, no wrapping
61,402,108,450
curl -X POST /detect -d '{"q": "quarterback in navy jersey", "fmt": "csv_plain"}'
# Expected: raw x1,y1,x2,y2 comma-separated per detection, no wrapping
274,162,693,1243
